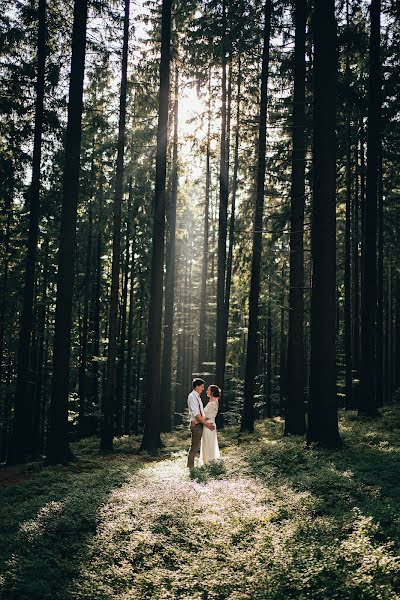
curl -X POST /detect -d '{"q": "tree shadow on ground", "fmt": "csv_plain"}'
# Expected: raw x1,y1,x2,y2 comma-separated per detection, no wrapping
0,446,142,600
243,408,400,547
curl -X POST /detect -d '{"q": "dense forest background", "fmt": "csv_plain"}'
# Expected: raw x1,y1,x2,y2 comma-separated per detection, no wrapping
1,0,400,465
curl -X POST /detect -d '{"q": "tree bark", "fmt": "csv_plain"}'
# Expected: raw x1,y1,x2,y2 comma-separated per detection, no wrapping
92,184,103,405
352,137,360,405
284,0,306,436
140,0,172,452
134,275,145,434
125,230,135,435
101,0,130,451
223,52,241,390
384,258,392,403
182,256,189,397
360,117,366,314
306,0,341,447
31,237,49,456
46,0,88,465
394,276,400,389
344,6,352,409
78,202,93,435
1,358,12,461
124,186,138,435
116,182,133,435
210,198,217,365
279,263,286,414
0,193,12,460
160,63,179,433
8,0,47,465
215,0,229,416
241,0,272,433
198,72,212,371
376,144,383,407
219,46,233,420
175,302,184,422
265,278,273,418
359,0,381,417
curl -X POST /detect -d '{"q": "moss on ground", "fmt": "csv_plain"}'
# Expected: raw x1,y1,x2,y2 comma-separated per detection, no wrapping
0,407,399,599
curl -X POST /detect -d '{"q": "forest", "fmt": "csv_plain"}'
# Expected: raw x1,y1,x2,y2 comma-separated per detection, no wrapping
0,0,400,598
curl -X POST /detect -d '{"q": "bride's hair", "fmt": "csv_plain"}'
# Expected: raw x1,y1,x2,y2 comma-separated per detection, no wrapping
209,385,221,399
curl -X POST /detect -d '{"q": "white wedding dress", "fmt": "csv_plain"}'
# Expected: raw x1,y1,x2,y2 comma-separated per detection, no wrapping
199,400,221,465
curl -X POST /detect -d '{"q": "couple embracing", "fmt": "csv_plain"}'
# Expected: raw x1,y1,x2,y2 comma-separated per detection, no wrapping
187,378,221,469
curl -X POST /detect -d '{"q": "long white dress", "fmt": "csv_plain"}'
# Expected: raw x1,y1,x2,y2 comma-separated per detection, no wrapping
199,400,221,465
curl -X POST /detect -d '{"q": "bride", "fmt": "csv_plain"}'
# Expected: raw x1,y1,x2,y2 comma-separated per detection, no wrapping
199,385,221,465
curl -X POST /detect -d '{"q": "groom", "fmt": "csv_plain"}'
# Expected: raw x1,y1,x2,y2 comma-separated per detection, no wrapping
187,378,215,468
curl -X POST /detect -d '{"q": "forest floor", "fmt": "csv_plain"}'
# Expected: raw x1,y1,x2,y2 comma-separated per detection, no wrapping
0,407,400,600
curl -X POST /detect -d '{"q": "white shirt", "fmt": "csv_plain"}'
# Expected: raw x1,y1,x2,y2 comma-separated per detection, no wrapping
187,390,205,422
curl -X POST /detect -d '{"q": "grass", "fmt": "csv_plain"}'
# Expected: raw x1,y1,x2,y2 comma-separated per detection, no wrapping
0,407,399,599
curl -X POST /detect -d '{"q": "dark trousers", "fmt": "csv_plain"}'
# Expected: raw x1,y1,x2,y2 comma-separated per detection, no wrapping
187,423,203,468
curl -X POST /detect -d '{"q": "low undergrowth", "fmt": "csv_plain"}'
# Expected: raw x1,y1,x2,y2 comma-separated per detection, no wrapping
0,407,399,599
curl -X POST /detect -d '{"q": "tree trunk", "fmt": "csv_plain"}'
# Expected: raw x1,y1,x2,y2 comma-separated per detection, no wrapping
219,46,233,419
8,0,46,465
1,358,13,461
124,192,138,435
78,202,93,435
261,321,267,420
384,258,392,403
116,182,133,435
187,256,194,388
31,237,49,456
265,279,273,418
125,234,135,435
344,10,352,409
394,276,400,389
359,0,381,417
46,0,88,465
182,256,189,396
160,64,179,433
241,0,272,433
223,52,241,383
352,137,360,405
0,193,12,460
215,0,229,415
279,263,286,414
174,255,182,414
376,144,383,407
92,185,103,405
40,297,50,453
306,0,341,448
140,0,172,452
198,72,212,371
134,275,145,435
360,117,366,314
284,0,306,436
210,198,217,366
101,0,130,451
